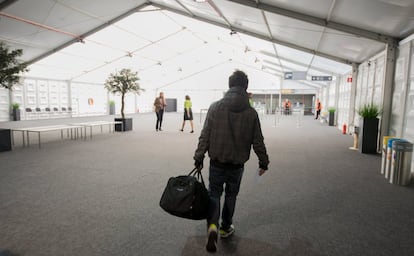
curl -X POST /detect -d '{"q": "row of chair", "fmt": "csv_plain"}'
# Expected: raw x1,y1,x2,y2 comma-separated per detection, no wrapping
25,107,72,112
25,107,73,119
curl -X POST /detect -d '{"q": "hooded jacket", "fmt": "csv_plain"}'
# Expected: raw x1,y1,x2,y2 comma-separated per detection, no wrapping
194,86,269,170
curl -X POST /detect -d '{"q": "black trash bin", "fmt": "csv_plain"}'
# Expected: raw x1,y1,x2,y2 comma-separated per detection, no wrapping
0,128,12,152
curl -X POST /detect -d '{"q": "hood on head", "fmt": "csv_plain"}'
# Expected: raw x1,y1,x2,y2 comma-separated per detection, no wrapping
223,86,250,112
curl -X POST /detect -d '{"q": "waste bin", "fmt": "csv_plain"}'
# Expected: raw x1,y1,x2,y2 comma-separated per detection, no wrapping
390,141,413,186
385,138,404,180
381,136,395,175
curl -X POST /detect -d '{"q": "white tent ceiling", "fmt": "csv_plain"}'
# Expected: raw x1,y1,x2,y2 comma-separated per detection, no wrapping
1,0,414,90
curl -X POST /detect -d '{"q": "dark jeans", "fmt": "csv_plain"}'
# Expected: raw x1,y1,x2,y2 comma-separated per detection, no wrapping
207,164,244,229
156,109,164,130
316,110,321,119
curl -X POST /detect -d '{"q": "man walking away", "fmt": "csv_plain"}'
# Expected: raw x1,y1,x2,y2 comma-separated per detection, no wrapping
193,70,269,253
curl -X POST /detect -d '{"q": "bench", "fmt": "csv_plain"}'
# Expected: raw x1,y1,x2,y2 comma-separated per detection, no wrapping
12,121,123,148
69,121,123,139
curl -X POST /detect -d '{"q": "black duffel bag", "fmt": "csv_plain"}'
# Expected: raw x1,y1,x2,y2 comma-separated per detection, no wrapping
160,168,209,220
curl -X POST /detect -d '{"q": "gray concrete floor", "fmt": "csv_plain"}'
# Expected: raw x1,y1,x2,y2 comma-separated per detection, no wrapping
1,112,413,256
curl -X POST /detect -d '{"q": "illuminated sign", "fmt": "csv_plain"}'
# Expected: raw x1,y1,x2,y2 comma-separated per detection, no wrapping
311,76,332,81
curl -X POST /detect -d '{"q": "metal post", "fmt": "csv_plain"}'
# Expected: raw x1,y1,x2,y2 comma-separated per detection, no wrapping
380,43,397,149
348,63,358,132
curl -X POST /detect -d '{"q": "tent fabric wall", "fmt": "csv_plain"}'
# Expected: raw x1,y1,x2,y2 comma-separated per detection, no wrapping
337,72,352,130
0,88,10,121
390,39,414,140
389,38,414,174
390,41,410,137
353,53,386,127
318,51,387,134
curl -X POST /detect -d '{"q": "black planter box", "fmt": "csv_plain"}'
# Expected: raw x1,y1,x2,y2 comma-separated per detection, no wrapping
328,112,335,126
115,118,133,132
359,118,379,154
12,109,20,121
0,129,12,152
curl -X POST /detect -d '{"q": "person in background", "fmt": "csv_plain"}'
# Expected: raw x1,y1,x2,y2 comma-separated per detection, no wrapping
180,95,194,133
284,99,290,115
193,70,269,253
315,98,322,120
248,92,253,107
154,92,167,131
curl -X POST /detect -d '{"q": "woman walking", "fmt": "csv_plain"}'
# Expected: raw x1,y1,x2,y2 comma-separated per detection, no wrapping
180,95,194,133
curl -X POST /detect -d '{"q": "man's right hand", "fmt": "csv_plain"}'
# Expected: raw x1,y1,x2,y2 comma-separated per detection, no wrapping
195,160,203,171
258,169,266,176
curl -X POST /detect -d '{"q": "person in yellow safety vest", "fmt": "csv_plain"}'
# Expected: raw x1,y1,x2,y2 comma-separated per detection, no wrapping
180,95,194,133
248,92,253,107
315,99,322,119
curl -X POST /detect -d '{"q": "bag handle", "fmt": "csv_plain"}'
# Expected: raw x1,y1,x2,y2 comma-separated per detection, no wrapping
188,167,206,187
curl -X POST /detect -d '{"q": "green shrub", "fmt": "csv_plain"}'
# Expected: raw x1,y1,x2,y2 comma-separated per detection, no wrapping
357,103,381,119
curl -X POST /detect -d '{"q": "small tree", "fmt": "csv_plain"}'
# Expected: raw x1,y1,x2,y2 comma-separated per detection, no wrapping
0,42,28,90
104,69,144,119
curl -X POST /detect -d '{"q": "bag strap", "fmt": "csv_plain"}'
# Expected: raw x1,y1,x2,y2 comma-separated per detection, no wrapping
188,167,206,187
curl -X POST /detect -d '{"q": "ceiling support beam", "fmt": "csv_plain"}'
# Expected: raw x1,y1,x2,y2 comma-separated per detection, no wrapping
174,0,196,17
207,0,232,27
260,51,342,76
0,0,17,11
26,3,150,65
261,10,284,73
227,0,398,44
0,12,84,41
151,3,353,65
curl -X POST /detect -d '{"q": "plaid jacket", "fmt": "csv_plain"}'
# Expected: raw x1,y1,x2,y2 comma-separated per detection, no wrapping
194,87,269,170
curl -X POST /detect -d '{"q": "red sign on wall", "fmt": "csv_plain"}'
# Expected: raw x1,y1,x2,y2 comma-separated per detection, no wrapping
347,76,352,83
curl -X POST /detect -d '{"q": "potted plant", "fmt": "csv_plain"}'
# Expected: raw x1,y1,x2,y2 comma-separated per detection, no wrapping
0,42,27,151
328,107,336,126
104,69,144,131
11,102,20,121
357,103,382,154
109,100,115,115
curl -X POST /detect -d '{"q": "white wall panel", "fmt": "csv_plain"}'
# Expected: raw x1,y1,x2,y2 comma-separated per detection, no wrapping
328,81,335,109
373,57,385,106
390,44,410,136
0,88,10,121
354,53,386,127
24,79,37,107
404,43,414,175
337,73,352,129
71,82,106,116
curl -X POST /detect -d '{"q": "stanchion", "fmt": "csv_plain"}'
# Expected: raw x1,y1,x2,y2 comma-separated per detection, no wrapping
274,108,280,128
349,126,359,150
